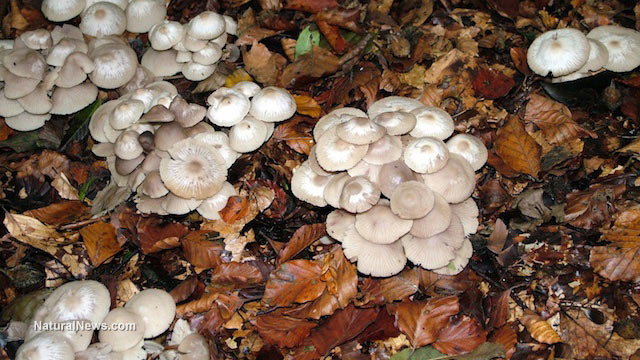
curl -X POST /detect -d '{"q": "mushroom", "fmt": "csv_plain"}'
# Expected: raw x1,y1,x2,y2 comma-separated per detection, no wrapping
98,308,146,352
372,111,416,135
409,106,455,140
2,71,41,99
20,29,52,50
410,194,452,238
432,238,473,275
124,289,176,338
90,99,121,143
155,122,187,151
527,28,590,77
161,193,202,215
55,52,95,88
313,108,366,141
228,117,268,153
196,181,237,220
126,0,167,34
178,334,210,360
149,21,186,51
291,161,332,207
89,43,138,88
323,172,350,208
182,35,207,52
446,133,488,171
141,49,182,78
0,89,24,117
367,96,424,119
80,2,126,37
85,0,128,9
342,227,407,277
187,11,226,40
47,38,89,66
249,86,297,122
16,332,75,360
4,48,47,80
232,81,261,98
41,0,85,22
421,154,476,203
139,104,175,124
4,112,51,132
206,88,250,126
170,96,207,127
159,138,227,199
335,116,386,145
377,159,417,198
339,176,380,213
308,146,333,176
139,171,168,198
115,130,144,160
193,43,222,65
326,209,355,242
111,100,146,131
401,233,456,270
182,61,216,81
587,25,640,72
192,132,238,169
346,160,382,184
390,180,435,219
315,127,368,171
404,137,450,174
50,82,99,115
50,24,84,44
17,84,52,115
115,154,145,175
355,203,413,244
451,197,479,236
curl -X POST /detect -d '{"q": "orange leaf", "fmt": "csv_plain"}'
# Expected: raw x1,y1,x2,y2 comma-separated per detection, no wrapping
590,246,640,283
310,304,378,355
509,47,530,75
263,259,326,307
135,216,189,254
278,46,340,88
272,116,315,155
293,95,322,118
602,207,640,247
242,40,287,85
490,325,517,359
210,261,269,288
494,115,541,177
80,222,121,266
181,230,225,269
224,68,254,88
24,201,90,226
254,310,318,348
284,0,339,13
219,196,250,224
393,296,460,347
433,316,487,355
277,223,326,264
193,292,244,336
473,65,515,99
316,20,347,54
520,311,562,344
525,94,596,146
359,267,419,305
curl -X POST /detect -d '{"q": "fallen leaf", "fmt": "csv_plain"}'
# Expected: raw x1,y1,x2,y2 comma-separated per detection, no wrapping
565,183,626,229
310,304,378,355
23,201,90,226
494,115,542,177
473,65,515,99
488,219,508,254
359,267,419,305
181,230,226,270
590,246,640,283
263,259,326,307
393,296,460,347
136,216,189,254
433,316,487,355
242,41,287,85
520,311,562,344
316,20,347,54
284,0,338,13
525,94,596,147
293,95,322,118
272,115,315,155
192,291,244,336
254,310,318,348
225,68,254,88
219,196,251,224
490,325,517,359
79,222,121,266
51,172,79,200
211,261,270,288
277,223,326,264
170,277,202,304
278,46,340,88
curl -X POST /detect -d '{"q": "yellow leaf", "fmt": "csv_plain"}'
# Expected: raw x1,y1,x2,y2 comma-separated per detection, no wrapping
495,115,541,177
520,311,562,344
224,68,254,88
293,95,322,118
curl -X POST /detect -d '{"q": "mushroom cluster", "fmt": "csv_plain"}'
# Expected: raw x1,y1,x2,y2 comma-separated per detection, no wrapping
42,0,167,36
0,24,142,132
291,96,487,277
17,281,176,360
527,25,640,82
144,11,237,80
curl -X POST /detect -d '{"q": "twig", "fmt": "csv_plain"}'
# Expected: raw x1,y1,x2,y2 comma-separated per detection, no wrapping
59,215,109,230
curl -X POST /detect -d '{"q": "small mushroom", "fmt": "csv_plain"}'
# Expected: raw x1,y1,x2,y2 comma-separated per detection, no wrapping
291,161,332,207
80,2,127,37
249,86,297,122
111,99,146,130
390,181,435,220
342,227,407,277
335,116,385,145
228,117,268,153
410,194,452,238
192,43,222,65
5,112,50,131
149,21,186,51
587,25,640,72
182,61,216,81
450,197,479,236
16,332,75,360
17,84,52,115
409,106,455,140
124,289,176,338
89,43,138,89
446,133,488,171
141,49,182,78
421,154,476,203
326,209,355,242
98,308,146,352
363,135,403,165
178,333,210,360
403,137,450,174
206,88,250,126
355,203,413,244
372,111,416,135
126,0,167,34
41,0,85,22
196,182,237,220
115,130,144,160
47,38,89,66
55,52,95,88
339,176,380,213
20,29,52,50
50,82,98,115
527,28,590,76
315,127,368,172
323,172,351,208
367,96,424,119
187,11,226,40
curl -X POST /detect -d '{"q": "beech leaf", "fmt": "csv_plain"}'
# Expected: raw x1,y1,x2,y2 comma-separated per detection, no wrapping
494,115,541,177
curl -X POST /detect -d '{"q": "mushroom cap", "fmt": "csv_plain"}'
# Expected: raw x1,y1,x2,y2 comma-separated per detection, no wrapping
228,117,268,153
363,135,403,165
139,104,175,124
110,99,145,129
85,0,128,9
249,86,297,122
16,332,75,360
342,227,407,277
421,154,476,203
308,146,334,176
170,96,207,127
323,172,350,208
196,181,237,220
50,24,84,44
0,89,24,117
401,233,456,270
177,333,210,360
41,280,111,325
377,159,417,198
90,99,120,143
372,111,417,135
141,49,182,78
336,116,386,145
587,25,640,72
206,88,250,127
450,197,479,236
291,161,332,207
432,238,472,275
155,122,187,151
135,194,169,215
160,193,202,215
182,35,207,52
346,160,382,184
182,61,216,81
55,52,96,88
527,28,590,76
129,87,162,112
193,43,222,65
367,96,425,119
80,2,126,37
17,85,52,115
390,180,435,219
187,11,226,40
410,193,452,238
409,106,455,140
176,50,192,63
115,130,144,160
184,122,216,137
326,209,355,242
140,171,169,198
192,132,238,169
115,152,144,175
124,288,176,338
315,127,368,171
5,112,50,131
46,38,88,66
339,176,380,213
150,21,186,51
126,0,167,33
446,133,488,171
4,48,47,80
313,107,366,141
355,203,413,244
232,81,261,98
2,71,40,99
92,142,114,157
98,308,146,352
50,82,98,115
404,137,450,174
120,65,155,94
159,138,227,199
20,29,52,50
87,34,127,52
41,0,85,22
577,38,609,73
89,43,138,89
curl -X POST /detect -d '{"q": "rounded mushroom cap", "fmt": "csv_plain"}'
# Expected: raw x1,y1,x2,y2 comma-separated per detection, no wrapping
41,280,111,325
50,24,84,44
196,181,237,220
141,49,183,78
367,96,425,119
326,209,355,242
432,238,472,275
410,193,452,238
124,288,176,339
161,193,202,215
377,159,417,198
126,0,167,34
223,15,238,35
323,172,350,208
110,99,145,129
401,233,455,270
249,86,297,122
178,333,210,360
228,117,268,153
578,38,609,73
0,89,24,117
315,127,368,172
339,176,380,213
20,29,52,50
85,0,128,9
421,154,476,203
291,161,332,207
41,0,85,22
159,138,227,199
355,203,413,244
390,180,435,219
170,96,207,128
450,197,479,236
187,11,226,40
308,146,333,176
446,133,488,171
140,171,169,198
527,28,590,76
150,21,186,51
89,99,120,143
313,107,367,141
232,81,261,98
80,2,126,37
206,88,250,126
115,130,144,160
89,43,138,89
55,52,96,88
342,227,407,277
587,25,640,72
4,48,47,80
155,122,187,151
16,332,75,360
409,106,455,140
372,111,417,135
50,82,99,115
193,43,222,65
182,35,207,52
98,308,146,352
346,160,382,184
115,154,144,175
336,116,386,145
192,132,238,169
404,137,450,174
47,38,89,66
5,112,50,132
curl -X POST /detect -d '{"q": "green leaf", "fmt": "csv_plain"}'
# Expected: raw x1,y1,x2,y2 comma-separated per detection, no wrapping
391,343,505,360
295,26,321,59
78,177,96,201
391,347,445,360
60,99,103,151
454,343,505,360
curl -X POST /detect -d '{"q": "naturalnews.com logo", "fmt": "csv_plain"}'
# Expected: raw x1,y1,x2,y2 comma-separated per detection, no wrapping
32,320,137,332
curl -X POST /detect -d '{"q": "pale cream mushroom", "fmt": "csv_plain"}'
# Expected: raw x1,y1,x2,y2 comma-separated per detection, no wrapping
124,289,176,338
527,28,590,76
80,2,126,37
249,86,297,122
587,25,640,72
291,161,332,207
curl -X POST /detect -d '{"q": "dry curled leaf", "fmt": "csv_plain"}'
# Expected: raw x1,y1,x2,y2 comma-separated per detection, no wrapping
309,304,378,355
525,94,596,146
135,216,189,254
520,311,562,344
359,267,419,305
293,95,322,118
473,65,515,99
490,325,517,359
277,223,326,264
181,230,225,270
495,115,542,177
242,41,287,85
23,201,90,226
210,261,270,288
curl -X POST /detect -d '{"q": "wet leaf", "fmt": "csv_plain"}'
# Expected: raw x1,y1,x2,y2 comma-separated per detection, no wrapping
473,65,515,99
393,296,460,347
23,201,90,226
293,95,322,118
494,115,541,177
255,310,318,348
310,304,378,355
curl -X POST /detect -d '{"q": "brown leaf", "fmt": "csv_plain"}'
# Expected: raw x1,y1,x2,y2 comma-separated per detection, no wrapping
263,259,326,307
473,65,515,100
565,183,626,230
272,115,315,155
279,46,340,88
13,150,69,182
359,267,419,305
486,290,510,329
310,304,378,355
393,296,460,347
278,223,326,264
79,222,121,266
510,47,530,75
181,230,225,270
602,207,640,247
433,315,487,355
590,246,640,283
284,0,339,13
192,292,244,336
314,7,362,32
490,325,517,359
293,95,322,118
135,216,189,254
488,219,508,254
495,115,542,177
219,196,251,224
23,201,90,226
417,268,478,295
520,311,562,344
254,310,318,348
170,277,202,304
525,94,596,146
316,20,347,54
210,261,270,288
242,41,287,85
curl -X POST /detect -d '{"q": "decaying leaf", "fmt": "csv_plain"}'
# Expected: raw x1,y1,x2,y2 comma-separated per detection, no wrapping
79,222,121,266
393,296,460,347
520,311,562,344
254,310,317,348
494,115,542,177
243,41,287,85
590,246,640,283
263,259,326,307
277,223,326,264
432,316,486,355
